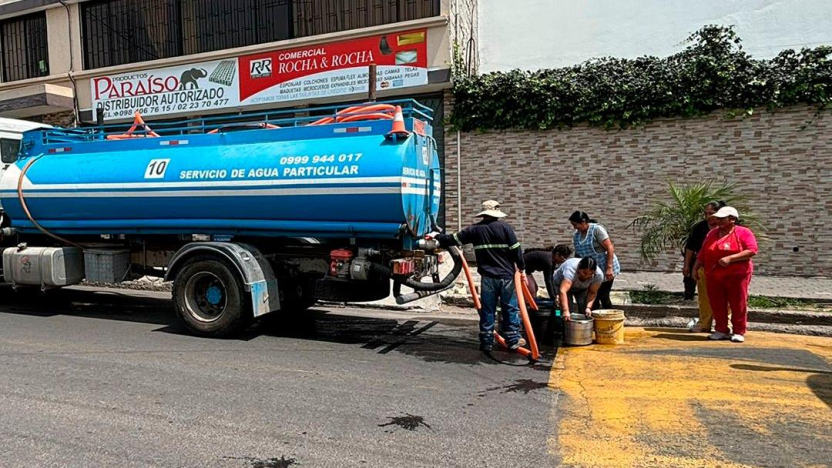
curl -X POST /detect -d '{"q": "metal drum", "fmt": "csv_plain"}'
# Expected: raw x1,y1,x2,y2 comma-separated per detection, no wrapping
565,313,594,346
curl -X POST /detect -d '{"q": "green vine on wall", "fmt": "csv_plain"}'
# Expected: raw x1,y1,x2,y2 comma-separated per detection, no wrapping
450,26,832,131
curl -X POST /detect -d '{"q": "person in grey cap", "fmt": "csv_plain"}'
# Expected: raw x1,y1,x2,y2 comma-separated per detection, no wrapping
433,200,526,352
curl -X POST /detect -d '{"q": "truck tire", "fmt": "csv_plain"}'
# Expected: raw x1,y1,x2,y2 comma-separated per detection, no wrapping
172,257,250,337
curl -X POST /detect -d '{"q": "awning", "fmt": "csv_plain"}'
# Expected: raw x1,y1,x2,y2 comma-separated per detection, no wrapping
0,83,74,118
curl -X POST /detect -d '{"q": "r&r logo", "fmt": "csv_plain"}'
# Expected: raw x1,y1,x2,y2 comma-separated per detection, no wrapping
250,58,272,79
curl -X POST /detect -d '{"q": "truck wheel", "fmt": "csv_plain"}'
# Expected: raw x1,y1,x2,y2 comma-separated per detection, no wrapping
172,258,249,337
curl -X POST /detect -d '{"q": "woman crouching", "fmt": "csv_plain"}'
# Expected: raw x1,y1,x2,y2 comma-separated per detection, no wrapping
552,256,604,321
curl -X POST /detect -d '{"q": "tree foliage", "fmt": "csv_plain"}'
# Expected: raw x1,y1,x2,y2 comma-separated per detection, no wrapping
451,26,832,131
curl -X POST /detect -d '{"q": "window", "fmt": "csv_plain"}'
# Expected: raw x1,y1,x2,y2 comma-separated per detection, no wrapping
82,0,183,70
293,0,440,37
81,0,439,70
1,138,21,164
1,12,49,82
181,0,291,55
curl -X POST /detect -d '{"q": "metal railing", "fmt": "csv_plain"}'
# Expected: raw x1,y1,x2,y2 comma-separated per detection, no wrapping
39,98,434,145
1,12,49,82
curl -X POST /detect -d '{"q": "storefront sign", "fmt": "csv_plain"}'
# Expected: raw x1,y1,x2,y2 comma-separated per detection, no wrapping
90,29,428,121
237,29,428,105
91,59,240,120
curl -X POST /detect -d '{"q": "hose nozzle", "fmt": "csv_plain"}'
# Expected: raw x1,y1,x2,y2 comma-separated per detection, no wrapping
417,238,439,251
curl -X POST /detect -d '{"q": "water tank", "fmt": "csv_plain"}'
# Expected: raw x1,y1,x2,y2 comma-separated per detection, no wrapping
0,107,440,241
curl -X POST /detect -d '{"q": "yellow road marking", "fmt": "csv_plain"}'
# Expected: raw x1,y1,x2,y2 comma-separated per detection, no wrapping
549,328,832,468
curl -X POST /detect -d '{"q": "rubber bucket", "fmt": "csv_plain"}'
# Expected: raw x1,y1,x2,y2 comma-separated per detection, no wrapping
565,314,594,346
529,300,556,346
593,309,626,344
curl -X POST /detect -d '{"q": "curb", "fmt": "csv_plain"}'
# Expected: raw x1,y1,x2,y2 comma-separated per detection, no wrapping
617,303,832,326
439,296,832,327
76,283,832,328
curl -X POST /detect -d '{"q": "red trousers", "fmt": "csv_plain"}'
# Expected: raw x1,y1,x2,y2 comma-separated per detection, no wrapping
705,271,752,335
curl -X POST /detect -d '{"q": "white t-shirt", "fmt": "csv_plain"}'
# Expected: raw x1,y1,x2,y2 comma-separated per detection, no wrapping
552,258,604,290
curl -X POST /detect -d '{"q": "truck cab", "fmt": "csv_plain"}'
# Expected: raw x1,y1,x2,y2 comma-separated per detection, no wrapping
0,117,52,168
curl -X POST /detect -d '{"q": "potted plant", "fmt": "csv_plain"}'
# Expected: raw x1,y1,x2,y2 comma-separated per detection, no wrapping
629,180,765,261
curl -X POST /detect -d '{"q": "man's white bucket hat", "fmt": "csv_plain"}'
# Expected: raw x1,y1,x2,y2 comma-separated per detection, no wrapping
476,200,507,218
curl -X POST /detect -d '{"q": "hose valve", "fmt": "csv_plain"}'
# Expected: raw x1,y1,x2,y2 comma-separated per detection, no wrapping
417,238,439,251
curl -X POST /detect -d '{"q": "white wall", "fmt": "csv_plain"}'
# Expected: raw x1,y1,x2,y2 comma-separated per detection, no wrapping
479,0,832,72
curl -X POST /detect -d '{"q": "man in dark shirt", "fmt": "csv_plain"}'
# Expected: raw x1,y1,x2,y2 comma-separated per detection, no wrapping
435,200,526,352
683,220,712,299
683,201,725,297
683,201,725,331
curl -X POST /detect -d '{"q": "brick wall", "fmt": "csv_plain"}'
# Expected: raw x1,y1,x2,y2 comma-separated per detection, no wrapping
444,94,832,277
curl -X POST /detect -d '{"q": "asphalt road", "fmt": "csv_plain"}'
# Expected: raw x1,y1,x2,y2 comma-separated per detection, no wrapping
0,286,559,468
3,286,831,468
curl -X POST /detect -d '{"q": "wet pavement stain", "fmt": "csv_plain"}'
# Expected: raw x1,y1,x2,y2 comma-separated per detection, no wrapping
224,456,297,468
483,379,551,395
378,413,432,432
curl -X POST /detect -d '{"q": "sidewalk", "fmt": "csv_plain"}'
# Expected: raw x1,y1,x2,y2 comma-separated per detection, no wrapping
449,270,832,301
614,271,832,300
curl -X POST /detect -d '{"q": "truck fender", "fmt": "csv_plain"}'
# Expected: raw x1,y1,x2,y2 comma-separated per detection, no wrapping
165,242,280,317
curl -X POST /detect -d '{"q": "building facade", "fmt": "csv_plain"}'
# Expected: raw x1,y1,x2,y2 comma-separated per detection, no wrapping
479,0,832,72
0,0,478,228
0,0,480,125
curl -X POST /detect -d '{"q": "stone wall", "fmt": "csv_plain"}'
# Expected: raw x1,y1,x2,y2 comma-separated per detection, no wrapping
444,97,832,277
29,111,76,127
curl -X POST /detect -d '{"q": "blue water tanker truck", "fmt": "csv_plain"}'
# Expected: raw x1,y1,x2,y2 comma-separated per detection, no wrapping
0,100,460,336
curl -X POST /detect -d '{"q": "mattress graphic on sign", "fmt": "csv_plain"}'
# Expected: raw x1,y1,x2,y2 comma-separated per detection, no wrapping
238,29,429,106
209,60,237,86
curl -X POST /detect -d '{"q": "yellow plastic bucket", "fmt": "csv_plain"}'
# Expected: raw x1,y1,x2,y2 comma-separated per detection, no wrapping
593,309,626,344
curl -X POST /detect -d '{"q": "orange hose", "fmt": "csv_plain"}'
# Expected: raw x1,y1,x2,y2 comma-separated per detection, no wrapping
17,156,84,249
107,112,159,139
310,117,335,125
457,248,481,310
522,279,539,311
458,247,538,360
336,113,394,123
308,104,397,126
130,112,159,137
494,333,532,358
514,270,540,360
338,104,396,115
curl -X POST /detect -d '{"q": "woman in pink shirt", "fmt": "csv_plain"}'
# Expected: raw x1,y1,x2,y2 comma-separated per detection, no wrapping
692,207,758,342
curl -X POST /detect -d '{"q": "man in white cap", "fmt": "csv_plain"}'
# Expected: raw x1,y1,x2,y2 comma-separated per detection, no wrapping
434,200,527,352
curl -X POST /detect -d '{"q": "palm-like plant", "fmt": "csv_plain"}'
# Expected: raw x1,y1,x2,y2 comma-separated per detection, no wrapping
629,180,766,261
